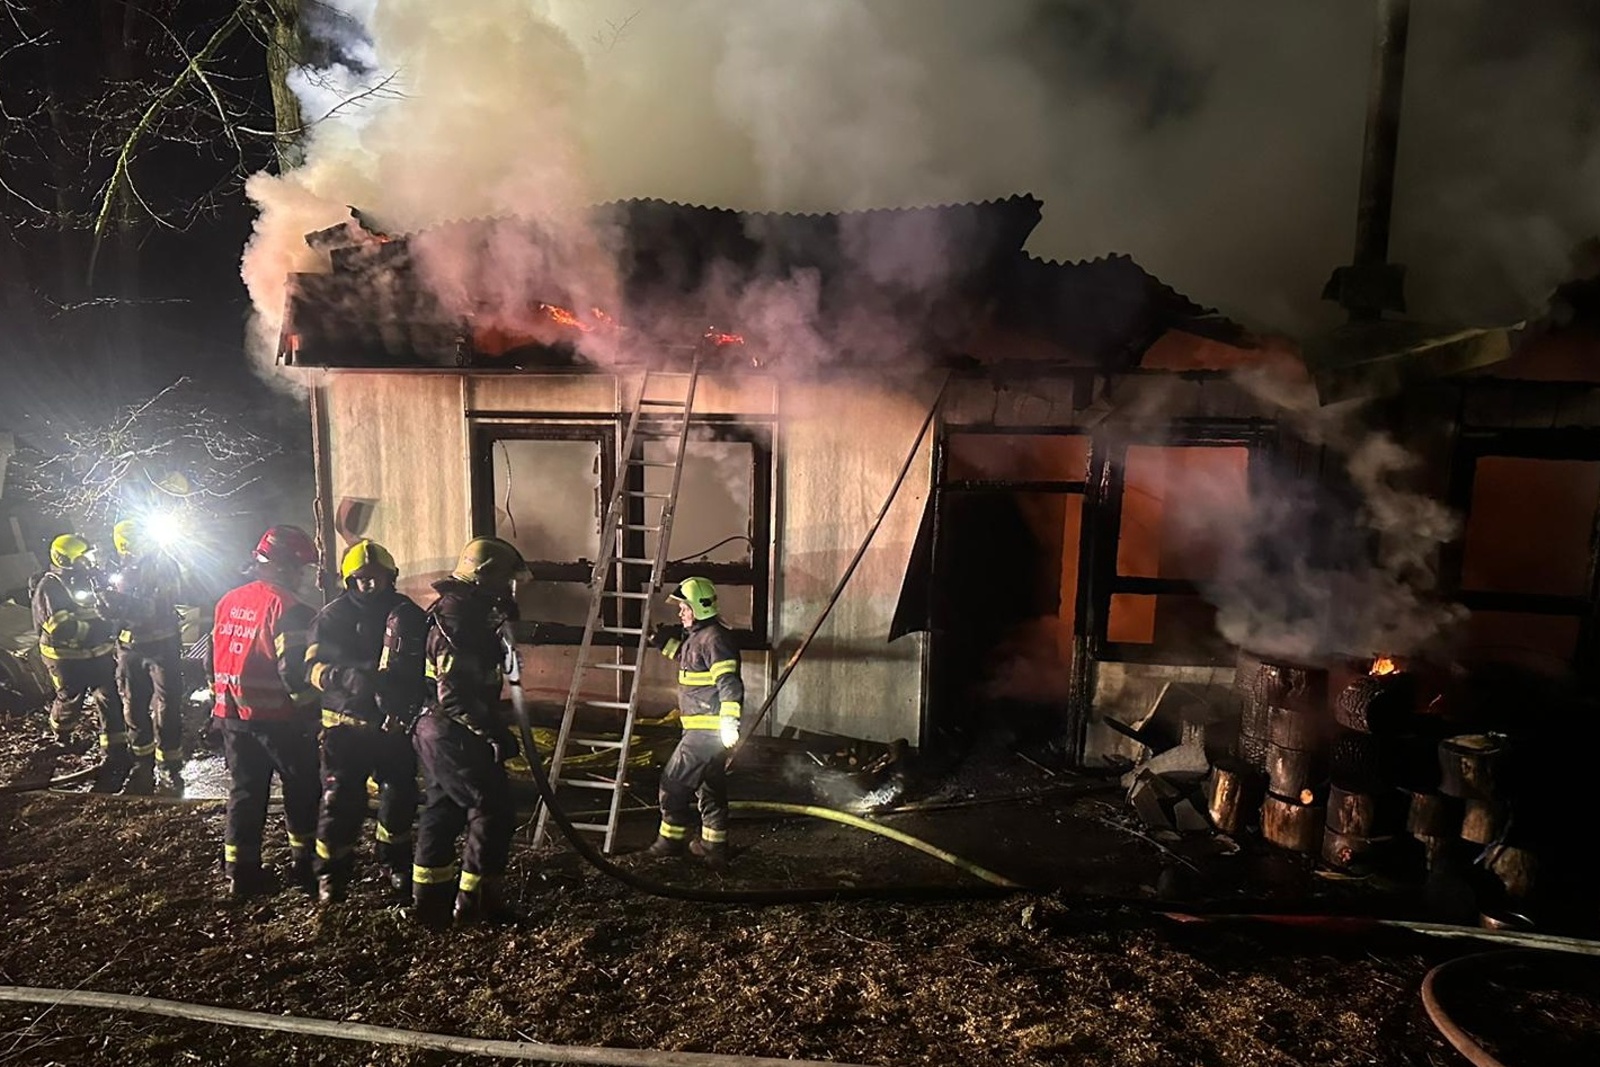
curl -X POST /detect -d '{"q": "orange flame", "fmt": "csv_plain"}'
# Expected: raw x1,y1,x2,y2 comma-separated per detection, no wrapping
1369,655,1399,677
539,303,594,332
705,327,745,347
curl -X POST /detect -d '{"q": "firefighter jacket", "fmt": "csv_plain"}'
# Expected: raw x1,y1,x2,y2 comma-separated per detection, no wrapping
307,588,428,729
31,566,117,662
662,618,743,730
423,577,515,742
211,578,316,724
109,552,182,648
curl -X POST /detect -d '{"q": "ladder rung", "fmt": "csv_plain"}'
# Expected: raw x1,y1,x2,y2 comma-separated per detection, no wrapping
604,590,652,600
627,491,672,499
639,398,689,408
569,821,610,833
574,738,627,750
624,524,663,532
589,662,638,672
586,700,634,710
612,557,656,565
560,779,617,791
597,625,645,635
627,460,677,468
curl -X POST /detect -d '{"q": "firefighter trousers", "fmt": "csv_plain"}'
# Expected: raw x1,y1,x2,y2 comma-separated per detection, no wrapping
220,720,319,876
316,723,419,878
46,655,128,743
658,729,729,843
115,642,182,767
411,712,513,890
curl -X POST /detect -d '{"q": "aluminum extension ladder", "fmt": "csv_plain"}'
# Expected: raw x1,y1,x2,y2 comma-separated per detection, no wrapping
532,357,701,853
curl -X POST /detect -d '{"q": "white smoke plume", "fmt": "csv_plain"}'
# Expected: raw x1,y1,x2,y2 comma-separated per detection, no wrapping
243,0,1600,376
1192,362,1471,661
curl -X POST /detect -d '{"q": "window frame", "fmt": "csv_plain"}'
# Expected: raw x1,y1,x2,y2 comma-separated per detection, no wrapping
469,413,774,649
1085,417,1277,666
1441,425,1600,673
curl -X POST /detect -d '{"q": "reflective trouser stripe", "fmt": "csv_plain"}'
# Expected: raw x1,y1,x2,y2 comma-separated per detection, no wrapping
130,740,158,757
316,840,353,860
224,843,240,863
100,732,128,749
376,823,410,845
459,870,482,893
287,832,311,850
701,826,727,844
155,749,180,765
413,863,458,885
680,715,722,730
658,821,688,839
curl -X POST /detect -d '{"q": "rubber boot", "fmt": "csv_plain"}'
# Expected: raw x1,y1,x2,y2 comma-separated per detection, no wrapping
411,882,454,928
153,764,184,798
119,756,156,796
226,863,275,901
645,835,686,858
381,844,413,896
92,745,134,794
317,874,347,905
456,875,521,926
689,838,729,871
289,847,317,894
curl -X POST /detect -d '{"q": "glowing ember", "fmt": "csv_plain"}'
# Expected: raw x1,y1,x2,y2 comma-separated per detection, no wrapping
705,327,745,347
1299,788,1315,805
1369,655,1399,677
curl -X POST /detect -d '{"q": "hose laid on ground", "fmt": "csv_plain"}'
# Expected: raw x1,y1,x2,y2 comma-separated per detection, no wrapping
0,764,98,796
1419,951,1525,1067
0,986,873,1067
1159,912,1600,957
727,801,1023,888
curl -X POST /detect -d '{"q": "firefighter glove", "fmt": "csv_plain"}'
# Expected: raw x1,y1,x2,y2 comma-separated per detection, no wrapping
649,623,685,652
719,716,740,749
489,728,518,765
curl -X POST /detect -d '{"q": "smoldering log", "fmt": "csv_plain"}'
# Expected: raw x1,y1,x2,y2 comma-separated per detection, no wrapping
1266,743,1327,799
1460,799,1508,845
1261,792,1324,853
1405,790,1463,838
1438,734,1505,801
1206,761,1264,834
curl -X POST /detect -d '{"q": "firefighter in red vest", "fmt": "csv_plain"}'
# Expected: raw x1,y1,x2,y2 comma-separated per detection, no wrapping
210,524,321,899
410,536,529,927
645,577,742,869
31,533,136,791
307,539,428,904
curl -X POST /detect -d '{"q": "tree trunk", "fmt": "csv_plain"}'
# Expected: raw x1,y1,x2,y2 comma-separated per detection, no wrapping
262,0,306,171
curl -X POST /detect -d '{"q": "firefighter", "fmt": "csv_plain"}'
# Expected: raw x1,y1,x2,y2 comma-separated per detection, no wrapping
210,524,321,899
108,518,187,796
411,535,529,927
645,577,743,869
31,533,136,792
307,539,427,904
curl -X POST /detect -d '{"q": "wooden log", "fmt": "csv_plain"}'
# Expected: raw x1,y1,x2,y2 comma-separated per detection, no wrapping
1406,791,1463,839
1460,798,1507,845
1320,828,1395,870
1248,660,1328,713
1239,731,1269,773
1240,698,1272,741
1261,792,1324,853
1487,846,1538,901
1438,734,1505,801
1266,742,1326,799
1327,784,1384,836
1205,762,1263,834
1266,705,1324,751
1332,673,1416,734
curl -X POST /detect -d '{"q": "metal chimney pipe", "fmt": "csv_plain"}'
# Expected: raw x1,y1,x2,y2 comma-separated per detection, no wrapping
1353,0,1411,271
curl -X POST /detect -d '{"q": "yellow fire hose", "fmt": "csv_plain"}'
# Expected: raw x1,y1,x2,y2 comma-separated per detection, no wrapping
728,801,1024,888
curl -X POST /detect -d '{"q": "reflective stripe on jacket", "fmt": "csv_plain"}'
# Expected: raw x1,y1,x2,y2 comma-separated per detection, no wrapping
31,570,115,660
111,552,183,646
210,579,315,724
307,589,427,728
664,618,742,729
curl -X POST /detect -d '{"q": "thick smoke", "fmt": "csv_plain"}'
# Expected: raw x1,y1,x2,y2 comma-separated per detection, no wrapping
245,1,1600,371
1197,363,1469,661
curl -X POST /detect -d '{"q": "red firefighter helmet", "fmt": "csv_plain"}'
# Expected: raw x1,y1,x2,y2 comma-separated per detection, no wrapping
253,524,318,566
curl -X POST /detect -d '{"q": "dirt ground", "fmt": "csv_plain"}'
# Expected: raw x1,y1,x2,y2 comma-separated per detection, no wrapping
2,709,1598,1067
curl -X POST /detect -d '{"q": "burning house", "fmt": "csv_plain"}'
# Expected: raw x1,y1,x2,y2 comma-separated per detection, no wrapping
276,192,1600,790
